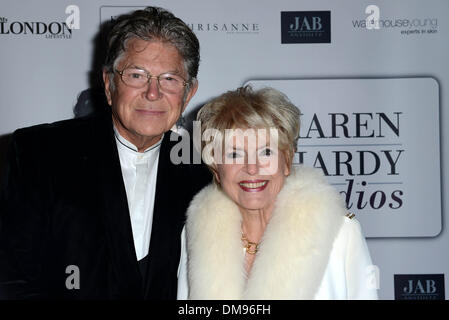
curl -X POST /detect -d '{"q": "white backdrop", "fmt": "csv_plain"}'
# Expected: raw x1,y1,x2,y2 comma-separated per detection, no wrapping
1,0,448,300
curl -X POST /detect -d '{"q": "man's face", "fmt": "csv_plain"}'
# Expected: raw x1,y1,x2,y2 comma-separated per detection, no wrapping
103,38,197,150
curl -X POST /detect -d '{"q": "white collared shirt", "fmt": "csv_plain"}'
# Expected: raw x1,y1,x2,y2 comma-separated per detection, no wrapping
114,126,162,261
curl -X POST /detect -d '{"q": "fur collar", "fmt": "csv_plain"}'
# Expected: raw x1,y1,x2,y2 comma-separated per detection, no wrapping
186,165,346,299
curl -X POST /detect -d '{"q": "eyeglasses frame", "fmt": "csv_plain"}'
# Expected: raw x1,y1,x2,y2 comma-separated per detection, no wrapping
114,68,188,92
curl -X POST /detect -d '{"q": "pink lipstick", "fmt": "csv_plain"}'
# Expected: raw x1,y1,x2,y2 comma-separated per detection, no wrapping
238,180,268,192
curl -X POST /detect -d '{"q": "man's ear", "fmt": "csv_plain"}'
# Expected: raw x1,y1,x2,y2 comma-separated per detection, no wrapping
181,80,199,113
102,69,113,106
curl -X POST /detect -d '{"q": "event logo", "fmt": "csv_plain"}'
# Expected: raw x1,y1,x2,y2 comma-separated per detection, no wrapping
245,78,441,238
297,112,404,212
352,5,438,36
187,22,260,34
281,11,331,43
0,17,73,39
394,274,445,300
99,6,260,35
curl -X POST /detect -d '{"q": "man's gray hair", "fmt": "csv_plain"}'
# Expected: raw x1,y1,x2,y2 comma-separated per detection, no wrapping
103,7,199,86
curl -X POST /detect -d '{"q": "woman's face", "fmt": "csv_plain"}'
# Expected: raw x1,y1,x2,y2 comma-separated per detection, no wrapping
215,128,291,214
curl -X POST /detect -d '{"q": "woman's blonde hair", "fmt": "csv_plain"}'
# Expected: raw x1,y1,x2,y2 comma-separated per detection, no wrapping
197,85,300,178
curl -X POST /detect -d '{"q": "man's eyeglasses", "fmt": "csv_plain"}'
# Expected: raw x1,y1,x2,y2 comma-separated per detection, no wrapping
115,68,188,94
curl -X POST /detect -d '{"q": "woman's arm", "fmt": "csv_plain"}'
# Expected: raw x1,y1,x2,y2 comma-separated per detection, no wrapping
344,218,379,300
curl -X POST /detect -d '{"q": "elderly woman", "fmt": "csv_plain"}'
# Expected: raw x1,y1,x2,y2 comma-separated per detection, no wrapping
177,86,378,299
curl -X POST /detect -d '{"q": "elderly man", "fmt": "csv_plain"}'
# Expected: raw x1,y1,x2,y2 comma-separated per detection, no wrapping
0,7,210,299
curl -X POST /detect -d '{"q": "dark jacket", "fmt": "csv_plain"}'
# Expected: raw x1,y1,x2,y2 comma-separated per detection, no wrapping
0,109,211,299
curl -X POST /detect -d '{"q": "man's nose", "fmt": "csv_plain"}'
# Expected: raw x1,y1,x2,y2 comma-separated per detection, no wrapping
144,77,162,101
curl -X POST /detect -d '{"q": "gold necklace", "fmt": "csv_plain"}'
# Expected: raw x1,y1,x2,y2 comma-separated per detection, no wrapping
241,233,259,255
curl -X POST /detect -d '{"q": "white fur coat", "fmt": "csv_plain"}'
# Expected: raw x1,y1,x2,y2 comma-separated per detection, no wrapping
177,165,378,300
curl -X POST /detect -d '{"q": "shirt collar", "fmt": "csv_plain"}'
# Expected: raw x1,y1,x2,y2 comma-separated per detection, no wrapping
113,125,163,155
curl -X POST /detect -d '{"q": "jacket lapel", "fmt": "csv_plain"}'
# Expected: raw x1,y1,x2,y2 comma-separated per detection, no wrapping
143,133,186,299
92,111,143,299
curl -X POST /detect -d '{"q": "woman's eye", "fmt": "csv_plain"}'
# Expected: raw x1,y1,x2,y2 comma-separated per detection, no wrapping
227,151,241,159
260,148,273,156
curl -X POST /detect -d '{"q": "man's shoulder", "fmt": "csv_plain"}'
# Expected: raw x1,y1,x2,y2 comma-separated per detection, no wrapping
13,112,110,146
16,113,103,137
160,130,212,189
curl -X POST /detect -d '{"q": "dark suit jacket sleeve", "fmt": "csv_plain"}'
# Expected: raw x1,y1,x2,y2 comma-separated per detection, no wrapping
0,130,50,299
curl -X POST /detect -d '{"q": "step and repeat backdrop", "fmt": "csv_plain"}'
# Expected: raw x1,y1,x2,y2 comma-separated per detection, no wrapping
1,0,448,300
